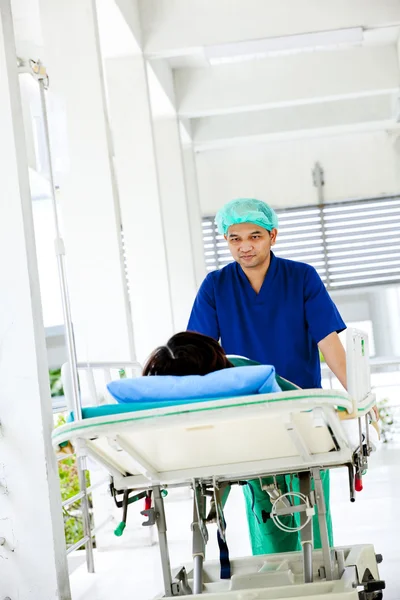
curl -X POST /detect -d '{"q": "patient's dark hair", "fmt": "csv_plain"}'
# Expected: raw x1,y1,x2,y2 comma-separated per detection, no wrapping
143,331,233,376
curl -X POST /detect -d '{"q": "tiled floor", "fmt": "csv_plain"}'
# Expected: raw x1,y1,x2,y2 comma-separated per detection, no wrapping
70,443,400,599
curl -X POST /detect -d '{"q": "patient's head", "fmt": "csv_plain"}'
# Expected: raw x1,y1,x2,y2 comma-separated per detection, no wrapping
143,331,232,376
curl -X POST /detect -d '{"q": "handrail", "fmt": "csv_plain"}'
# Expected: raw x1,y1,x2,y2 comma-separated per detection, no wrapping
61,477,109,508
65,515,113,556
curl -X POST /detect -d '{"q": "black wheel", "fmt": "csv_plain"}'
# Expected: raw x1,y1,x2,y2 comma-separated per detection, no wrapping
359,592,383,600
359,567,385,600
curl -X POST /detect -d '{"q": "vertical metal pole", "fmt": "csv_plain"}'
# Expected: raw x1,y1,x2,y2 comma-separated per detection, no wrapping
37,77,81,421
336,549,345,578
312,162,330,288
38,76,94,573
365,414,371,453
312,468,333,581
193,556,204,595
299,472,313,583
153,486,173,597
192,484,207,594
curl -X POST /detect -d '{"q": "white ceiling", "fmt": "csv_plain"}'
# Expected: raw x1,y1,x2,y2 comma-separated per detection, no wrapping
9,0,400,152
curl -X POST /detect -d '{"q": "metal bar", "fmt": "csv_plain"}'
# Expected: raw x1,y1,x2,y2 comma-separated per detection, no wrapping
192,483,207,594
299,471,313,584
66,535,90,555
38,74,95,574
276,239,323,250
76,361,141,369
77,457,95,573
326,231,400,246
65,517,112,556
329,257,400,273
358,417,364,451
348,464,355,503
330,268,400,281
274,504,309,517
365,414,371,453
324,224,400,238
312,468,333,581
38,77,82,423
312,162,330,287
329,277,400,290
57,452,72,462
62,477,109,508
153,485,173,597
325,207,400,222
62,491,85,508
276,194,400,214
193,555,204,595
336,549,345,578
328,245,400,260
303,543,313,583
86,369,98,406
329,256,400,269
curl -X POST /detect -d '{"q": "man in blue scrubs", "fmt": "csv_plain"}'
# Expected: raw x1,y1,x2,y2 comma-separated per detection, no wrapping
188,198,347,554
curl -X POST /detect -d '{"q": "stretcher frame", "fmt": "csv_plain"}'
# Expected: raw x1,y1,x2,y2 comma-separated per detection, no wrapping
54,330,384,599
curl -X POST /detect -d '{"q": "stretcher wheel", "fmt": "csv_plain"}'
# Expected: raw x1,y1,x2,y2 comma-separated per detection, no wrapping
358,592,383,600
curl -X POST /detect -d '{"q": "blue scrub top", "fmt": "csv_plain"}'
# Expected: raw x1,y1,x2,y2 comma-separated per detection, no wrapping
187,252,346,389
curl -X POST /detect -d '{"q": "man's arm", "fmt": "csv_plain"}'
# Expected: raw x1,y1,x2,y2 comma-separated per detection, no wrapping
318,331,347,389
319,331,379,420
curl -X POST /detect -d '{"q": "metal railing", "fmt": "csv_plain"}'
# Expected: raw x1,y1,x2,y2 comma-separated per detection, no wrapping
56,360,142,569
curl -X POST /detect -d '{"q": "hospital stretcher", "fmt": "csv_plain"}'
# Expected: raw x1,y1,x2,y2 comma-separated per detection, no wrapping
52,330,385,599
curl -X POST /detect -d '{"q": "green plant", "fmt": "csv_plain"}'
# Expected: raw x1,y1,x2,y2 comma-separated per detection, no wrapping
377,398,395,443
55,414,93,548
50,368,64,397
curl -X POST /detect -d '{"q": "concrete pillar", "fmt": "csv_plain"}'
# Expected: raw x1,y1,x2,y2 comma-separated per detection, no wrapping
181,144,206,289
0,3,71,598
386,286,400,357
38,0,134,363
368,288,400,357
152,118,198,329
105,56,177,362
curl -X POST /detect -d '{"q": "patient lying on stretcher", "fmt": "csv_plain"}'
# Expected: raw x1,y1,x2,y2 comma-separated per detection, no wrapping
144,330,302,391
142,330,378,555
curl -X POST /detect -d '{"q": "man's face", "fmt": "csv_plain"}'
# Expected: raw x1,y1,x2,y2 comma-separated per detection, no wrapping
225,223,278,269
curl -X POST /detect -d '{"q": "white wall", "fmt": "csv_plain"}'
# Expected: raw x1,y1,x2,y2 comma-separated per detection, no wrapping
330,292,371,323
195,130,400,214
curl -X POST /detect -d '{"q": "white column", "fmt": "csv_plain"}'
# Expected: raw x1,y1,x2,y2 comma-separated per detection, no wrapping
368,289,399,357
181,144,207,288
0,3,70,598
152,118,198,329
38,0,134,363
386,287,400,357
105,56,176,362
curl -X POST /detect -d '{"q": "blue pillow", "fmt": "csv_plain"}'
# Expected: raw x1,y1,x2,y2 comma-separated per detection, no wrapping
107,365,280,405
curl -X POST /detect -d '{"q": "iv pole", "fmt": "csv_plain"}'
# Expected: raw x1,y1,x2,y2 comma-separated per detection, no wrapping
18,58,95,573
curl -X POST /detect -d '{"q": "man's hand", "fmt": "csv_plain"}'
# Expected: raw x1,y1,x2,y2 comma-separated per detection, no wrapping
318,331,347,389
319,332,380,422
371,405,380,421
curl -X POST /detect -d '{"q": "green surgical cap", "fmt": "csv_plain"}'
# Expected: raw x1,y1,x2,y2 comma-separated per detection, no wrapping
215,198,279,235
